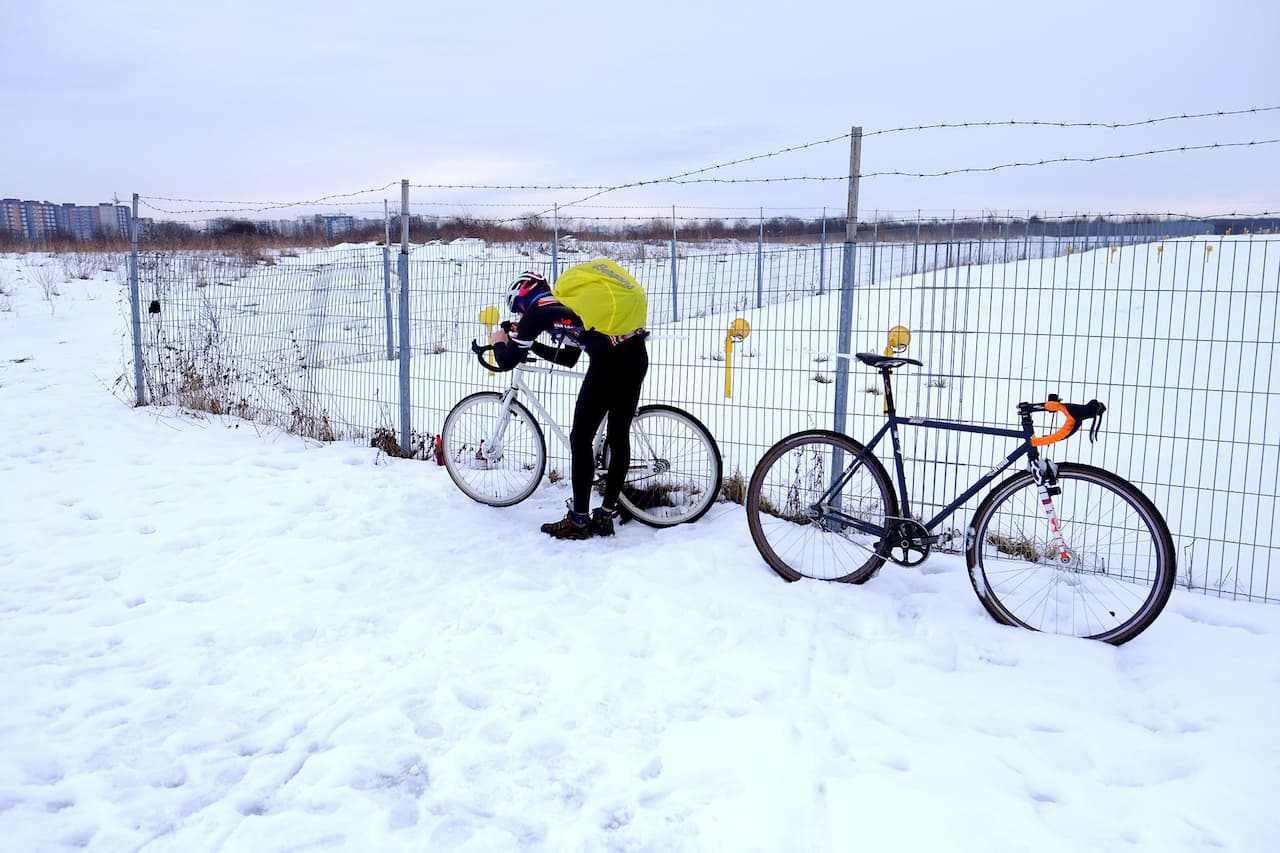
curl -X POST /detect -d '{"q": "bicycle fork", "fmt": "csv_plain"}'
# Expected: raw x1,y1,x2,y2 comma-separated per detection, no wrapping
476,390,519,465
1030,458,1076,567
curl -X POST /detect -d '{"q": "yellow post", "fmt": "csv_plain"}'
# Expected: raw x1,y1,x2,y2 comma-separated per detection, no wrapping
882,325,911,414
1110,245,1118,263
1157,244,1164,264
724,318,751,398
1205,244,1215,262
478,306,500,373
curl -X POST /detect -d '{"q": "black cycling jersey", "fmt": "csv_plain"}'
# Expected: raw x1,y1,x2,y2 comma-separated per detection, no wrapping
491,294,613,370
492,291,649,515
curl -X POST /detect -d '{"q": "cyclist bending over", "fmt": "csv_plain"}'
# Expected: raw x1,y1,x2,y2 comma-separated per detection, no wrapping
489,269,649,540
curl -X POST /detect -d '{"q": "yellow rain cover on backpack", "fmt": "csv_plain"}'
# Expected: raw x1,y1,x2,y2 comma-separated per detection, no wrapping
551,258,647,336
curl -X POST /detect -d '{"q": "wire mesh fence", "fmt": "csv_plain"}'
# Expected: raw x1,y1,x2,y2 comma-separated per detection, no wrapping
130,226,1279,604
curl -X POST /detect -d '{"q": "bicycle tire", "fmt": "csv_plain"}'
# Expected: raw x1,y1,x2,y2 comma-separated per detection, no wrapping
966,462,1176,645
597,404,723,527
746,430,897,583
441,392,546,507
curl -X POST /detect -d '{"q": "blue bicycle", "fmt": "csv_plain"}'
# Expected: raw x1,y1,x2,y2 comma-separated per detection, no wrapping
745,353,1175,645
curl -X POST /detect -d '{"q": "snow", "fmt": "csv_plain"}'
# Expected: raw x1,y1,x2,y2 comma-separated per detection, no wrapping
2,252,1280,852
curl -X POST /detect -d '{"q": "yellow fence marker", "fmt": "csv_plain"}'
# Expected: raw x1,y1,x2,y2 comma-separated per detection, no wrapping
724,318,751,398
884,324,912,356
478,306,500,373
882,325,912,413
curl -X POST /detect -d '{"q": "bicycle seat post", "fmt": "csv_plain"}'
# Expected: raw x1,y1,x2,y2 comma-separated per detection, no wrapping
880,367,899,417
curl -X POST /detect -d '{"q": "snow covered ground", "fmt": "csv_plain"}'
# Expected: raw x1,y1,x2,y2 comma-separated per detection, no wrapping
3,254,1280,852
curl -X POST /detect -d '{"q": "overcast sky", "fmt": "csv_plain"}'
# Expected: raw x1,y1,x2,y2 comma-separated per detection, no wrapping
6,0,1280,223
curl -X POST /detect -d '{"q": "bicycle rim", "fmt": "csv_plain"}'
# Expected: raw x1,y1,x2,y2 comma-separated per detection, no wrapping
967,463,1176,645
746,431,896,583
602,405,722,527
441,393,546,507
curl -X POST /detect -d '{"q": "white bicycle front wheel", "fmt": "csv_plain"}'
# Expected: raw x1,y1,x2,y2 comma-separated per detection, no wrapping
441,392,546,507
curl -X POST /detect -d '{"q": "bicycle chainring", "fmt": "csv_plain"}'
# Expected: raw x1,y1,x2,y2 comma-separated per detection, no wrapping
884,519,932,567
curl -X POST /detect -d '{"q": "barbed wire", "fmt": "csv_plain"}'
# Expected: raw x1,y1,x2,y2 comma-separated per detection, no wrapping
863,106,1280,137
536,108,1280,213
140,182,399,214
537,138,1280,215
639,139,1280,185
135,107,1280,217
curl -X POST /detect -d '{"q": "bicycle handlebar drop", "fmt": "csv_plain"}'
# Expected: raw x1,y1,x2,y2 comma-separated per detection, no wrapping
1022,396,1107,446
471,340,511,372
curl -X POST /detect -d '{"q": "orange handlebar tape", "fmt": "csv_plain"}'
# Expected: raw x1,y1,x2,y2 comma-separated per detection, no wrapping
1031,399,1077,447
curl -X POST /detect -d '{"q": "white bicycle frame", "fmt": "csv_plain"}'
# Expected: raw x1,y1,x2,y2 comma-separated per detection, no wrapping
487,362,578,455
483,361,663,476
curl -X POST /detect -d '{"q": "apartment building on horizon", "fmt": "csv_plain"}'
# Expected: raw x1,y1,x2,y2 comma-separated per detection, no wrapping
0,198,132,241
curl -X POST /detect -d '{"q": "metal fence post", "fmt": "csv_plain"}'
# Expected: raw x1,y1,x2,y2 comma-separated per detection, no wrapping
397,179,412,451
871,211,879,286
383,200,394,360
913,211,922,275
552,204,560,281
670,205,679,323
818,207,827,295
832,126,862,437
756,207,764,309
127,192,146,406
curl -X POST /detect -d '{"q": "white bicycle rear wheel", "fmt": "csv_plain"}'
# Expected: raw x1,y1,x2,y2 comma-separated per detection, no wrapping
597,404,722,527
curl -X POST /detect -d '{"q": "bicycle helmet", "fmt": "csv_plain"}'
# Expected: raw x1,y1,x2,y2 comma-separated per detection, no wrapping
506,271,549,313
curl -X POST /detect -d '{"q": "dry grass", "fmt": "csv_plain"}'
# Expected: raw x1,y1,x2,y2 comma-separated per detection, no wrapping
720,469,748,504
986,533,1050,562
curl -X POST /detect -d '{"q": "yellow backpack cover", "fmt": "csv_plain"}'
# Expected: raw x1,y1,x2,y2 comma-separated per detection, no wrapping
551,258,647,336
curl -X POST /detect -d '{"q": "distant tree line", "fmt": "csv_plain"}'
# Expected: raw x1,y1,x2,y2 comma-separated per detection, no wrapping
3,213,1275,253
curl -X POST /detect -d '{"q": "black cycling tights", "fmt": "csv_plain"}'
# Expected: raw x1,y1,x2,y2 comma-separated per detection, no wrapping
567,337,649,514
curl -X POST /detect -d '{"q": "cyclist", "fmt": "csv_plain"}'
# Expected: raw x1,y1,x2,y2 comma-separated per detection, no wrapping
489,270,649,540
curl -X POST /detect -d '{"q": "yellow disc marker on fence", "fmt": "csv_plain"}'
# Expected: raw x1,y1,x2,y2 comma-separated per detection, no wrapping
885,324,912,356
724,318,751,398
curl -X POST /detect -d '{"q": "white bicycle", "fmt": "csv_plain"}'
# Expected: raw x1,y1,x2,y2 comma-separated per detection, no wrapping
440,340,723,527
